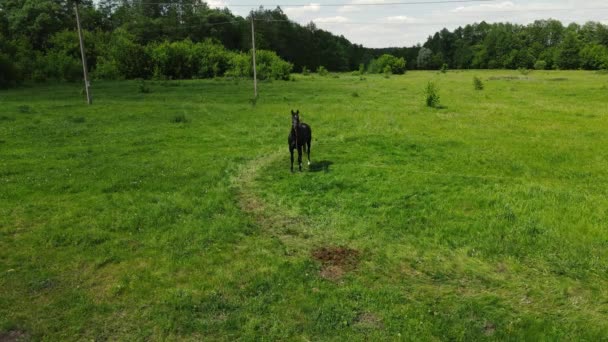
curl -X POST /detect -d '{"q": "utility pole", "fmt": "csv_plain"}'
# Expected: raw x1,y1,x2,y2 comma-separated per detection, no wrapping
250,13,258,98
74,1,92,105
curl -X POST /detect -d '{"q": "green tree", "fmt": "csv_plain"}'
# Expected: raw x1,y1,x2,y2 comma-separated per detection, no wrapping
556,31,582,69
579,44,608,70
417,47,433,69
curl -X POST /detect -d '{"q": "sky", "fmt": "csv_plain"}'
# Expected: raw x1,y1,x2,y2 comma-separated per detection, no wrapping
203,0,608,47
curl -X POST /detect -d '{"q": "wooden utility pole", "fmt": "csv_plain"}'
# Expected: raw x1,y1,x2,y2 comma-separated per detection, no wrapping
74,1,92,105
250,13,258,98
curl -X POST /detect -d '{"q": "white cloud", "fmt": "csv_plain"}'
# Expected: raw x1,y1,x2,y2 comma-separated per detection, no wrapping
386,15,424,24
337,5,360,13
314,16,350,23
206,0,228,9
338,0,387,13
451,1,516,13
284,3,321,18
222,0,608,47
352,0,387,3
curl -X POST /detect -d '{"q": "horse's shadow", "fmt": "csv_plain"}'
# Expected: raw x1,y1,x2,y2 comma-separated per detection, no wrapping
308,160,333,173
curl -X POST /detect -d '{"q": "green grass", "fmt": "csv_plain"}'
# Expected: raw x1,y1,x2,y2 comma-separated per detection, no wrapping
1,71,608,340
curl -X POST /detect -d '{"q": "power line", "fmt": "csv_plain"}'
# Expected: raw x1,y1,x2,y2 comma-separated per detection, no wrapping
137,0,499,8
124,11,608,32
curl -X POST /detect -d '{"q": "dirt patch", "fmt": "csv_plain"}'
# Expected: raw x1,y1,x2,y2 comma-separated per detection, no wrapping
312,246,360,281
0,330,28,342
318,265,345,281
355,312,383,329
483,322,496,336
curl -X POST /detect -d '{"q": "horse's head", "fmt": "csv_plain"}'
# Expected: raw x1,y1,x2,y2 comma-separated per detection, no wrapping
291,109,300,129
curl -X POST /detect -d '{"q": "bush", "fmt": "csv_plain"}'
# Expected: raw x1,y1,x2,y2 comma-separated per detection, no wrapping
302,66,310,75
370,54,406,74
580,44,608,70
534,60,547,70
171,114,188,123
226,52,250,78
383,65,391,78
149,40,200,80
425,81,440,108
255,50,293,80
193,40,233,78
36,51,82,82
518,67,531,75
92,56,121,80
440,63,448,73
473,76,484,90
110,30,152,79
0,35,24,87
0,53,20,88
138,79,151,93
317,66,329,76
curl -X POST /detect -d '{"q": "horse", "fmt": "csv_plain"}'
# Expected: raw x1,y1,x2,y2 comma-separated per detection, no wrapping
288,109,312,172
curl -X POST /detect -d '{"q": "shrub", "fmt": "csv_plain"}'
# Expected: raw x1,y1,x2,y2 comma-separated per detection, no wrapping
18,105,32,113
534,60,547,70
171,114,188,123
440,63,448,73
193,40,233,78
370,54,406,74
149,40,199,80
99,29,154,79
108,29,152,79
473,76,484,90
69,116,86,123
579,44,608,70
225,52,250,78
0,35,25,87
92,56,121,80
358,63,365,74
37,51,82,82
302,66,310,75
383,65,391,78
518,67,531,75
425,81,440,108
255,50,293,80
0,53,20,88
317,66,329,76
138,79,151,93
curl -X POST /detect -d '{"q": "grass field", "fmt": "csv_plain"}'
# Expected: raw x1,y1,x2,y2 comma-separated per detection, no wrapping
1,70,608,340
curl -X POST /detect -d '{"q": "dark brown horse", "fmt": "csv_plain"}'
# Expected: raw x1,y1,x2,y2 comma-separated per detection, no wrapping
288,110,312,172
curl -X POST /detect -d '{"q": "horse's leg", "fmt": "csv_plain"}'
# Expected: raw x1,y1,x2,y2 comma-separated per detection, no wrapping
290,147,294,172
307,139,311,166
297,145,303,171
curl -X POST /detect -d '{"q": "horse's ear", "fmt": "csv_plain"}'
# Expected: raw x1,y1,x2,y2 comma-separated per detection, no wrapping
291,110,294,115
296,110,300,115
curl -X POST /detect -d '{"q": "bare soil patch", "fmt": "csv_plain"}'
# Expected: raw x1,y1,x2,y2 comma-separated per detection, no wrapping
484,322,496,336
355,312,383,329
312,246,360,280
0,330,28,342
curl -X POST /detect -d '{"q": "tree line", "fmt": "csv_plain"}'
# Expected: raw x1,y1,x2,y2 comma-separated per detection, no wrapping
1,0,607,87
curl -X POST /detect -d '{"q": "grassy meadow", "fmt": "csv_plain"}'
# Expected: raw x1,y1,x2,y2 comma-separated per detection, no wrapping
1,70,608,340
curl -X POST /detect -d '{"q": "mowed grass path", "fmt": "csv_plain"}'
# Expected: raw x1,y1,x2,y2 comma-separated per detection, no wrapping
1,71,608,340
